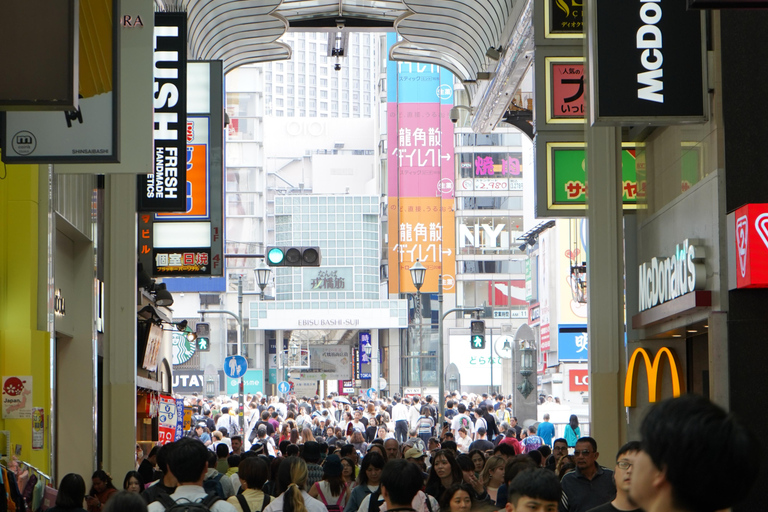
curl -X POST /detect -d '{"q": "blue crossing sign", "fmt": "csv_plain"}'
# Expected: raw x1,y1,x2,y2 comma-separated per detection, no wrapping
224,355,248,379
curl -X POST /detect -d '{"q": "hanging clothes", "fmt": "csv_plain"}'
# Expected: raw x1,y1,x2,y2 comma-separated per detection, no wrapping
30,478,44,512
22,474,36,511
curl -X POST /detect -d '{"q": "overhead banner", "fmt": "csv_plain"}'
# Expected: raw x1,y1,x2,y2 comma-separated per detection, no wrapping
589,0,706,124
1,0,117,163
293,346,352,381
139,11,188,212
386,33,456,294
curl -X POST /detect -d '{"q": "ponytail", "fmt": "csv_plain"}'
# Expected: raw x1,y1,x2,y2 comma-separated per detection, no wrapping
284,483,307,512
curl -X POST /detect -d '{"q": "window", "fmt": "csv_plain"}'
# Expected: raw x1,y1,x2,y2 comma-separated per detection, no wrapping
299,98,305,108
265,95,272,104
320,90,328,98
299,63,305,73
343,103,349,112
332,101,338,110
288,86,294,94
276,98,283,107
265,72,272,81
321,102,328,110
310,88,316,97
310,76,316,85
299,87,305,96
287,98,294,107
288,62,294,72
288,75,294,83
353,80,360,89
276,63,283,71
332,78,338,88
287,108,294,116
343,79,349,88
276,110,284,116
310,100,316,108
321,68,328,76
299,75,306,84
320,78,327,87
276,86,283,94
310,43,316,51
342,91,348,100
332,90,338,99
353,92,359,101
276,74,283,83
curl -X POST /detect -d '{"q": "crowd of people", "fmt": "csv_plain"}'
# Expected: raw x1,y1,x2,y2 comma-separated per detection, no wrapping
32,392,758,512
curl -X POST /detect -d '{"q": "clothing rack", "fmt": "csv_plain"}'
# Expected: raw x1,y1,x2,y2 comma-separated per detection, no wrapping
18,461,52,484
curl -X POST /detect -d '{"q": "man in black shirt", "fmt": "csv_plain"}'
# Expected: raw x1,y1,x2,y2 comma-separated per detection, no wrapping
468,427,494,452
482,404,499,439
248,410,275,443
141,443,178,504
587,441,643,512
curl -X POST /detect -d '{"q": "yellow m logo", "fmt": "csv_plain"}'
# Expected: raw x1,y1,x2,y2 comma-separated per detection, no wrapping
624,347,683,407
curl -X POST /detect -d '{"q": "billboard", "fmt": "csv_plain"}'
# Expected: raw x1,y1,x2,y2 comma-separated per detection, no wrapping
139,12,188,212
386,33,456,294
734,203,768,289
590,0,706,124
558,324,588,362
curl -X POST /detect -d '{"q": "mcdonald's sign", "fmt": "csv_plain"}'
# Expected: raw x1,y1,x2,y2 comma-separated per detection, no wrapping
624,347,684,407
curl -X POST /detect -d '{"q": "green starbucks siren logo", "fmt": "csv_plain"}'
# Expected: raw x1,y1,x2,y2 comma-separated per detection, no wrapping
172,331,196,365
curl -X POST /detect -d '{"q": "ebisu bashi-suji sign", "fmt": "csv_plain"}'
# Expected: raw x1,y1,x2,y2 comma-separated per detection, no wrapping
138,12,187,212
590,0,707,124
735,203,768,289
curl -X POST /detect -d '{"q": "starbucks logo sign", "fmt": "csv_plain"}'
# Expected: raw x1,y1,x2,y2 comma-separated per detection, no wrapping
172,331,196,365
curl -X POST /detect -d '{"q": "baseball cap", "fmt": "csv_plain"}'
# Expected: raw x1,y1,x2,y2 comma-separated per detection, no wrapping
404,447,426,459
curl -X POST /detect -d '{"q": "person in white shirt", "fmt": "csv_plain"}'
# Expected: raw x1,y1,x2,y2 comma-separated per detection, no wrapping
407,398,421,431
450,404,474,440
148,438,236,512
264,457,327,512
217,407,240,437
391,397,409,444
472,409,487,438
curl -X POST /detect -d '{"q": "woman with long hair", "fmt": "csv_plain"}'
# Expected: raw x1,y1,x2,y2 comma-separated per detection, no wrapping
122,471,144,494
280,423,292,445
416,406,434,446
308,455,349,510
438,483,474,512
301,427,316,444
228,457,271,512
479,456,505,502
343,451,384,512
86,470,117,512
564,414,580,447
424,450,464,501
48,473,87,512
264,456,285,497
350,431,368,456
263,457,326,512
340,457,357,489
468,450,485,478
289,429,300,445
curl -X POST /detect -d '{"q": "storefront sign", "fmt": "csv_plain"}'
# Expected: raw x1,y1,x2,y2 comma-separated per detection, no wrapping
250,304,406,330
529,305,541,325
172,370,225,394
546,58,584,124
297,346,352,380
2,376,32,419
638,239,705,311
569,369,589,392
459,223,519,250
735,203,768,288
545,0,584,37
624,347,683,407
591,0,706,124
338,380,356,395
226,370,263,396
153,247,212,276
540,323,551,351
558,325,588,361
158,395,178,445
139,12,187,212
546,142,644,210
172,329,196,365
304,267,353,291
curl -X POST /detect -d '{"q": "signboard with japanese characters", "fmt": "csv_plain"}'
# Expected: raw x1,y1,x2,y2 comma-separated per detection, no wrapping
387,33,456,294
546,58,584,124
544,0,584,38
2,376,32,419
292,346,352,381
303,267,353,291
558,325,588,362
448,336,502,386
546,142,644,211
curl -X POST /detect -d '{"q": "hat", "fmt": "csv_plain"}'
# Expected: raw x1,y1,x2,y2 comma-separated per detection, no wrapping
404,448,426,460
323,454,343,477
195,422,206,429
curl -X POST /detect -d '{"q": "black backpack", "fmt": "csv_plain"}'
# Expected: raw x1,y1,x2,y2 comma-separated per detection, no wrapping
236,493,271,512
203,473,226,500
367,489,432,512
157,493,220,512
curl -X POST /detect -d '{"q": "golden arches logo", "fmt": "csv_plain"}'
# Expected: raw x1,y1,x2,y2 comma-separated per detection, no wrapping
624,347,683,407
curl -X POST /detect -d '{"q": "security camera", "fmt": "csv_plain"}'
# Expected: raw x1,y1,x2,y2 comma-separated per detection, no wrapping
334,63,341,71
336,19,345,30
449,106,460,123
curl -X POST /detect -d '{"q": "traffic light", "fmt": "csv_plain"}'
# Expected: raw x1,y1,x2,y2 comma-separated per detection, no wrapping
196,322,210,352
266,246,322,267
470,320,485,349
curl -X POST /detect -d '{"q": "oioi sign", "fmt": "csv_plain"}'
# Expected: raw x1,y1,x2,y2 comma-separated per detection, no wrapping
624,347,683,407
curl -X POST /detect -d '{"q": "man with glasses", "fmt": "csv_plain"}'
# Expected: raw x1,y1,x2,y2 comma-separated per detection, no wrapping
588,441,642,512
546,438,569,472
559,437,615,512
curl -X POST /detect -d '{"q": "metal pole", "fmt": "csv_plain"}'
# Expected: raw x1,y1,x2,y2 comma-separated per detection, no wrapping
417,292,422,391
237,276,245,434
438,276,444,427
490,327,493,395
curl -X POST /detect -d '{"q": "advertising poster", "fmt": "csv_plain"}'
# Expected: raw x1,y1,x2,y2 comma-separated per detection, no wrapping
226,370,264,396
387,33,456,294
32,408,45,450
294,346,352,380
157,395,177,445
2,376,33,419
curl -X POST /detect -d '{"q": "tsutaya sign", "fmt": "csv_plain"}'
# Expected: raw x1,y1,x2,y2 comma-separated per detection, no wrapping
624,347,683,407
638,239,705,312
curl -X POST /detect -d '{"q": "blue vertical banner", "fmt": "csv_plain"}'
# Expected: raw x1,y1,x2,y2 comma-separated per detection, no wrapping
174,398,184,440
358,331,372,378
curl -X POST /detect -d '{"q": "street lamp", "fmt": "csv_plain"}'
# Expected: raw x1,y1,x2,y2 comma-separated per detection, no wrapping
518,339,536,399
254,264,272,300
410,260,426,390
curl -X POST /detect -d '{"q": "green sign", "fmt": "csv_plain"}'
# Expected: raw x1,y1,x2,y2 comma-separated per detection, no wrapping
548,143,644,210
471,334,485,349
226,369,263,395
172,331,196,365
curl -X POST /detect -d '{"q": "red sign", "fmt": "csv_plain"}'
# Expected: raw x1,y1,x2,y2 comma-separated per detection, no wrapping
551,63,584,119
569,369,589,392
540,324,551,351
735,203,768,288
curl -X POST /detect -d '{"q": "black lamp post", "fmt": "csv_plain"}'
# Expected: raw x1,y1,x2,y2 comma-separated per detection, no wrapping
410,260,426,389
254,264,272,300
517,339,536,399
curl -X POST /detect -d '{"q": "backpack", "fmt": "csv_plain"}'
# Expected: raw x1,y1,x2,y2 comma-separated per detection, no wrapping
156,493,220,512
315,483,347,512
235,493,271,512
202,473,226,500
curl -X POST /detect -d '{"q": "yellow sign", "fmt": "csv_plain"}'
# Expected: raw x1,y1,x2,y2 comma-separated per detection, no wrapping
624,347,683,407
183,408,192,431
